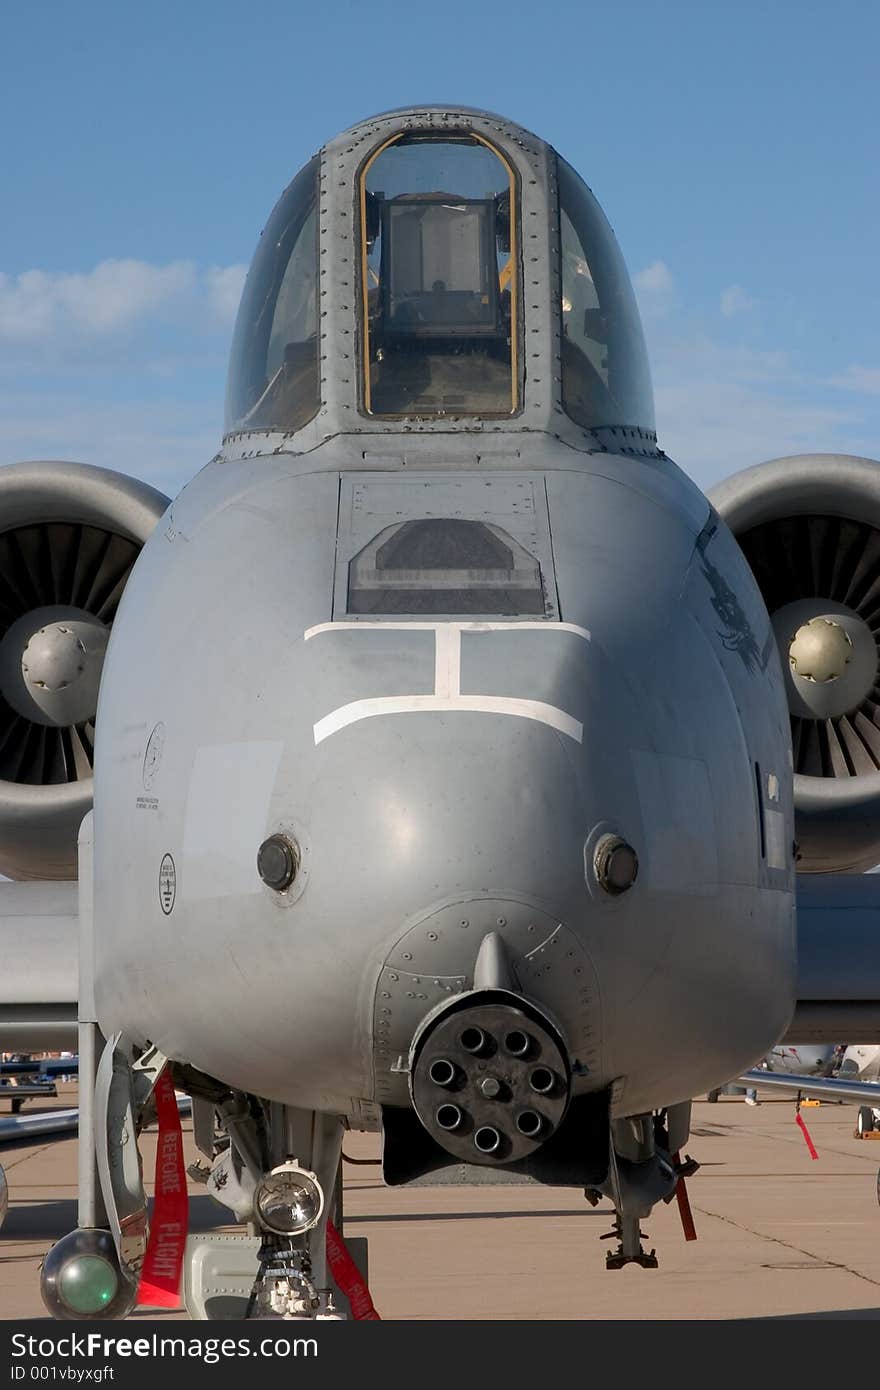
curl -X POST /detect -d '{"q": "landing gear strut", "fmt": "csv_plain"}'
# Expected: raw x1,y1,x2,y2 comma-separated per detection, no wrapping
592,1104,699,1271
602,1214,658,1270
244,1237,322,1320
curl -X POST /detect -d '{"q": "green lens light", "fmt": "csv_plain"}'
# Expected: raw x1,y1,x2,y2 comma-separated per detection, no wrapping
58,1255,118,1314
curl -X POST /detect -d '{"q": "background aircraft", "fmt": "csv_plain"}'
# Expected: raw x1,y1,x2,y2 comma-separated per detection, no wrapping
841,1043,880,1082
0,106,878,1320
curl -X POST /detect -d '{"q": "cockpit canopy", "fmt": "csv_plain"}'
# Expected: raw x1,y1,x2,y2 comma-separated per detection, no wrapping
224,113,654,440
361,135,518,417
556,157,654,437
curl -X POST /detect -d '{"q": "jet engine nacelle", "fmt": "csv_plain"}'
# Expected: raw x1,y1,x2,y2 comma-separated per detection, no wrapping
711,454,880,872
0,462,168,880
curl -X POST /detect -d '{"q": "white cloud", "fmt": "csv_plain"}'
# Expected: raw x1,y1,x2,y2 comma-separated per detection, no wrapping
0,258,245,344
827,364,880,395
656,377,859,490
633,261,675,325
0,258,244,489
205,264,248,323
0,260,196,340
634,260,674,294
642,334,871,488
720,284,756,317
0,395,218,495
650,334,790,385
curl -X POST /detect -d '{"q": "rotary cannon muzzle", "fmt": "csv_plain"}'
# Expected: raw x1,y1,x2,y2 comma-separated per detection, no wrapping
409,990,571,1165
428,1058,459,1088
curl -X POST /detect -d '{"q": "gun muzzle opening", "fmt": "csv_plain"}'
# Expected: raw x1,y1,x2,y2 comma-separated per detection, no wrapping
529,1067,556,1095
515,1109,544,1138
460,1026,491,1056
474,1126,503,1154
435,1104,463,1131
428,1058,459,1088
503,1029,532,1057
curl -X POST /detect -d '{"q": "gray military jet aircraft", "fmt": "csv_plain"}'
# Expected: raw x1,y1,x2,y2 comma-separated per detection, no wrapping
1,105,880,1319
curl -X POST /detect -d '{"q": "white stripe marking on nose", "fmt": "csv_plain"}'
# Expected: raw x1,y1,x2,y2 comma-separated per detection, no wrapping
304,620,589,745
312,695,583,745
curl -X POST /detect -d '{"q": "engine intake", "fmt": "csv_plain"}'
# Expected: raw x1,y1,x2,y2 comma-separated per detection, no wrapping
0,461,168,879
711,453,880,872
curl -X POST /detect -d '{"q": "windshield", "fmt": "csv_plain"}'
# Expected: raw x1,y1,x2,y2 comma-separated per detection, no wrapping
225,157,319,435
558,157,654,434
360,135,519,418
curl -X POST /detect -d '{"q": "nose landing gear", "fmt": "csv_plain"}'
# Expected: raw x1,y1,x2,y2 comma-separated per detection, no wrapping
244,1237,323,1320
592,1106,699,1272
602,1215,659,1270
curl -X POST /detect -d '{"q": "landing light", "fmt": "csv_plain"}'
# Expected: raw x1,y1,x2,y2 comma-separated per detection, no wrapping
40,1228,136,1320
255,1162,324,1236
58,1254,118,1314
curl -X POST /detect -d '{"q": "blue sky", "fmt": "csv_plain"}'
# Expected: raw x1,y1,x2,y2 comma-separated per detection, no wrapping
2,0,878,498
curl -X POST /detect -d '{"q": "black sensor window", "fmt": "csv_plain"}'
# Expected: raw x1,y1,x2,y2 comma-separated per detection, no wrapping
347,519,545,615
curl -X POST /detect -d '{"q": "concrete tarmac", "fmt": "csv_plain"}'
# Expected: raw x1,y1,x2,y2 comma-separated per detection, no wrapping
1,1084,879,1320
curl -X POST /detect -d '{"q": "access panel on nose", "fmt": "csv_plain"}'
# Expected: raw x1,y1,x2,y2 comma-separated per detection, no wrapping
299,473,590,747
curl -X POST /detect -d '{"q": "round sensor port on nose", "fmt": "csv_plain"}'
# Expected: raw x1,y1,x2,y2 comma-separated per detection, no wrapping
257,834,300,893
593,834,638,895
